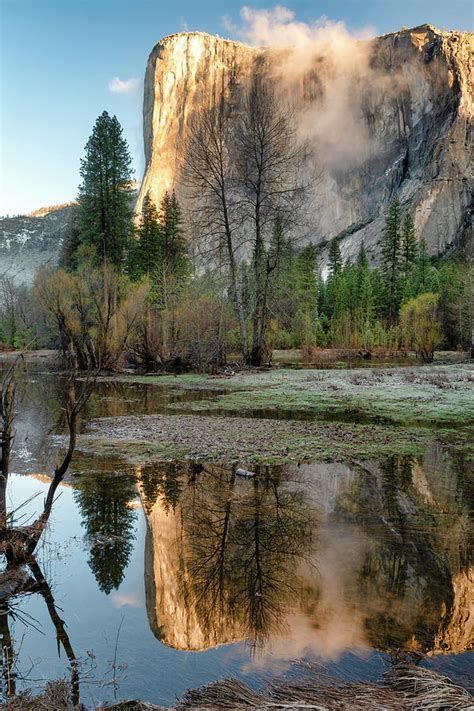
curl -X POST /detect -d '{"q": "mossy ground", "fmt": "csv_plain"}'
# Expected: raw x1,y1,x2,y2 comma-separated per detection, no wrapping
110,364,474,424
86,364,473,465
76,415,467,466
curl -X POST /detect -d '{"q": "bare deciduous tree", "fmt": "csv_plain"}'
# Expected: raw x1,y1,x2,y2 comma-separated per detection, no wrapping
34,265,148,371
236,75,309,365
184,75,310,366
184,102,248,359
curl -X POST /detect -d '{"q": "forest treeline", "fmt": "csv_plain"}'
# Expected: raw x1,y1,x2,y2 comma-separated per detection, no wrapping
1,89,472,369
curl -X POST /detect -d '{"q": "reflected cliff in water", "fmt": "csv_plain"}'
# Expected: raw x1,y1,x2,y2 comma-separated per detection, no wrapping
141,462,317,650
140,445,473,659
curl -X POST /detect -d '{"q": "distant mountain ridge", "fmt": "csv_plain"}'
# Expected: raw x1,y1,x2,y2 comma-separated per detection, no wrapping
0,185,140,285
0,204,74,285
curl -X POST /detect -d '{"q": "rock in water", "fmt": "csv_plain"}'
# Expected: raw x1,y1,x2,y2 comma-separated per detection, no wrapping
138,26,472,264
235,467,256,478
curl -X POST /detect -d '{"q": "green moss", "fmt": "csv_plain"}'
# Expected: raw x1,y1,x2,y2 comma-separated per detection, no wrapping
76,435,187,464
159,365,474,428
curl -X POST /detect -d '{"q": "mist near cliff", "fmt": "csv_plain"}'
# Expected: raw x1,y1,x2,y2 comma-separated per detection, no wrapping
226,5,399,171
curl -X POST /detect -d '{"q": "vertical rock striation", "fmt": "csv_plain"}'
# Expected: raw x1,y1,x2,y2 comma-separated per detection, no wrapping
139,25,472,261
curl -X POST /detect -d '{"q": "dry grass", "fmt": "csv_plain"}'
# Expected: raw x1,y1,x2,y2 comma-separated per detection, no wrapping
101,702,168,710
177,662,473,710
4,679,85,710
4,663,472,710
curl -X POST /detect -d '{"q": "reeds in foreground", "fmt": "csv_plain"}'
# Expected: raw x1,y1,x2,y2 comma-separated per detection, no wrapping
177,661,473,710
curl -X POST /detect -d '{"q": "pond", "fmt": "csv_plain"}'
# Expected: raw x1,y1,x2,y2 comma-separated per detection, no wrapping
1,367,473,707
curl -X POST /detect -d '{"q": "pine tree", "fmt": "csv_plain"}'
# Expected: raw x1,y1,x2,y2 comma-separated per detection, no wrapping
159,190,189,280
412,238,437,296
289,245,326,348
76,111,133,267
356,240,369,271
129,192,162,280
355,243,372,311
400,213,417,280
59,207,81,270
355,242,375,346
268,216,297,332
380,196,402,322
328,238,342,277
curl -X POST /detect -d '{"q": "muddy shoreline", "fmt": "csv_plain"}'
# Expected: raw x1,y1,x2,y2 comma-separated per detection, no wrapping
72,362,474,465
79,413,454,464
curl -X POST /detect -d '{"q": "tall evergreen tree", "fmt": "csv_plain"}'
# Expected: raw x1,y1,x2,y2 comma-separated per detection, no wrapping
159,190,189,280
356,240,369,271
293,245,323,347
400,213,417,280
59,206,81,270
411,238,438,296
355,242,375,345
129,191,162,280
328,238,342,277
380,196,402,322
355,243,372,310
76,111,133,267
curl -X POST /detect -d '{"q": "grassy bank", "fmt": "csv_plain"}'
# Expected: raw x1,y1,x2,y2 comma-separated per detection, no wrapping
109,364,474,426
78,414,437,465
74,364,474,465
10,661,473,710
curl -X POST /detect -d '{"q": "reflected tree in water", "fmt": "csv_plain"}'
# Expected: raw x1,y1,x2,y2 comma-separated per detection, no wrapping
139,461,183,514
180,464,317,648
74,472,137,594
353,454,472,653
0,365,90,704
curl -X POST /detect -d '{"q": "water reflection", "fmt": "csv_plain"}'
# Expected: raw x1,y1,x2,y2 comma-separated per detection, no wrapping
142,463,317,651
0,558,79,700
1,361,472,702
74,470,137,594
140,448,473,660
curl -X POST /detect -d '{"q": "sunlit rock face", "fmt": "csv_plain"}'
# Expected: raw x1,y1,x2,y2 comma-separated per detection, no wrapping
434,567,474,655
139,32,259,214
139,25,472,262
141,463,251,650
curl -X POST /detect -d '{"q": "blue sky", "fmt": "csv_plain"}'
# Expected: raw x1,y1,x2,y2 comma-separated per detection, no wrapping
1,0,472,215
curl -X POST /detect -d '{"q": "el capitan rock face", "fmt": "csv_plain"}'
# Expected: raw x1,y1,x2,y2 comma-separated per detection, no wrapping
138,25,472,264
2,25,471,284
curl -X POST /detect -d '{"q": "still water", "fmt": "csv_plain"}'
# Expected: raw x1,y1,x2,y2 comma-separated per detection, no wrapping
1,370,473,707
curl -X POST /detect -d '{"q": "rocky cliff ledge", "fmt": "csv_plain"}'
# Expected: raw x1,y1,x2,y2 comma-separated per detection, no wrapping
138,25,472,263
0,204,74,285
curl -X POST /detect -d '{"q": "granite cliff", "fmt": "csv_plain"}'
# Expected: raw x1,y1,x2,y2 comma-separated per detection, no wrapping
138,25,472,264
0,204,74,285
2,24,471,284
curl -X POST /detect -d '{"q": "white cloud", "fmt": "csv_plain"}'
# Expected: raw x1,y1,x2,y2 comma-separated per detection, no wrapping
108,76,141,95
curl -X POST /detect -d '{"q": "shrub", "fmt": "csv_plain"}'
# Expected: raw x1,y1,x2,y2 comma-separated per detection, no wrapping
400,293,441,363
